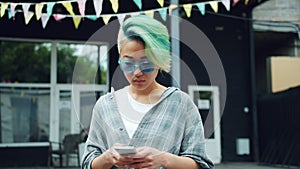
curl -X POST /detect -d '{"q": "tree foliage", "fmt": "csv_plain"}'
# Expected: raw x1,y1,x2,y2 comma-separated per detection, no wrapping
0,41,106,84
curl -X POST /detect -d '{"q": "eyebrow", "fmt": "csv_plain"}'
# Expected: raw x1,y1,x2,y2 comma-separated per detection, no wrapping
122,55,148,60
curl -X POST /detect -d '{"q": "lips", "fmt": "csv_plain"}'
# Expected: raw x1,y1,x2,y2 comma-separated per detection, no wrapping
133,79,145,83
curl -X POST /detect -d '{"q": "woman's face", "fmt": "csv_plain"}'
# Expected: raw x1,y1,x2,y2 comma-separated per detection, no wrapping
119,40,159,91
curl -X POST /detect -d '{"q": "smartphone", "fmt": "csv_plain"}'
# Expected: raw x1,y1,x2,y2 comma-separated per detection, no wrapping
114,146,137,155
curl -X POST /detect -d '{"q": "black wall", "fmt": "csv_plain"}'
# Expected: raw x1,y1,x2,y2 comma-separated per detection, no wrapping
180,4,254,162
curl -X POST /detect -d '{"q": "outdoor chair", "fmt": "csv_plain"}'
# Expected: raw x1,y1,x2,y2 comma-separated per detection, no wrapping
49,134,82,167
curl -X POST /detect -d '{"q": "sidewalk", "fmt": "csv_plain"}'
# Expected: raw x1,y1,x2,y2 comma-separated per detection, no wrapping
215,162,291,169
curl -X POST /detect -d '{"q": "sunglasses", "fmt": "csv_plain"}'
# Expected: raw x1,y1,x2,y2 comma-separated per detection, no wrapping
118,59,156,74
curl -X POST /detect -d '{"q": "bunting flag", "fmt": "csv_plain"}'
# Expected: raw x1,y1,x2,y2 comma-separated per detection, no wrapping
133,0,142,10
168,4,178,15
1,2,8,17
232,0,239,6
183,4,192,18
158,8,167,21
22,3,31,19
10,3,17,19
41,13,50,28
110,0,119,13
93,0,103,17
77,0,86,18
0,0,245,29
73,16,81,28
221,0,230,11
24,11,34,24
35,3,44,20
46,2,55,16
209,1,218,13
53,14,66,21
117,14,126,24
144,10,154,18
196,3,205,15
102,15,111,25
157,0,164,7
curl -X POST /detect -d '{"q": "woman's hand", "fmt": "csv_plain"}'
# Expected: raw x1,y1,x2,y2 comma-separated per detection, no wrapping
121,146,167,169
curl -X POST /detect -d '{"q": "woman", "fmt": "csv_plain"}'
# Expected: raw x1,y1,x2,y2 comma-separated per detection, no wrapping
82,15,214,169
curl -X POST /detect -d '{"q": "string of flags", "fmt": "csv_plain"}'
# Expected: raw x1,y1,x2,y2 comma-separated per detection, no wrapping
0,0,256,29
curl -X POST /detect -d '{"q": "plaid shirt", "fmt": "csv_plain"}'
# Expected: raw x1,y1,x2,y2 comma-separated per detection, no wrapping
81,87,214,169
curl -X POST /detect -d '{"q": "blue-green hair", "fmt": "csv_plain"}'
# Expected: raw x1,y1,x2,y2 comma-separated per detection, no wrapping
117,15,171,72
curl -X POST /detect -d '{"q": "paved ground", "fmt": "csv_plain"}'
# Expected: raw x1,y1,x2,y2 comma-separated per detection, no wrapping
215,162,293,169
1,162,296,169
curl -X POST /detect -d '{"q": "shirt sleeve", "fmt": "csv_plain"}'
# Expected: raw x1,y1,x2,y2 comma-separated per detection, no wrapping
81,98,107,169
179,94,214,169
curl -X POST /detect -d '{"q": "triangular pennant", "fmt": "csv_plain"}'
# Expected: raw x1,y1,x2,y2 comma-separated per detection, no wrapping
86,15,98,21
22,3,31,18
157,0,164,7
168,4,178,15
53,14,66,21
77,0,86,18
41,13,50,28
209,1,218,13
130,12,140,17
102,15,111,25
145,10,154,18
133,0,142,10
221,0,230,11
93,0,103,17
196,3,205,15
72,16,81,29
245,0,250,5
35,3,44,20
46,2,55,16
117,14,126,25
1,3,9,17
8,10,14,19
24,11,34,25
109,0,119,13
158,8,167,21
62,1,75,16
10,3,17,19
232,0,239,6
183,4,192,18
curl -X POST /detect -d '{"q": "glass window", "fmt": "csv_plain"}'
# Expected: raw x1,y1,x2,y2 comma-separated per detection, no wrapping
57,43,108,84
0,87,50,143
0,41,51,83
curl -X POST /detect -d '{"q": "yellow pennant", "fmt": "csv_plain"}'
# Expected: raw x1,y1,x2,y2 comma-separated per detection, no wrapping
183,4,192,18
72,16,82,29
110,0,119,13
0,3,8,17
62,1,75,16
157,0,164,7
168,4,178,14
35,3,44,20
102,15,112,25
145,10,154,18
209,1,218,13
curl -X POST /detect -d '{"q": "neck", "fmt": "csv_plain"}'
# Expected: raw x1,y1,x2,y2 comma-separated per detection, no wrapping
128,82,166,104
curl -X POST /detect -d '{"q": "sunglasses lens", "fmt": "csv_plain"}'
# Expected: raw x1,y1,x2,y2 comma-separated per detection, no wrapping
119,60,155,74
120,61,135,73
140,62,155,74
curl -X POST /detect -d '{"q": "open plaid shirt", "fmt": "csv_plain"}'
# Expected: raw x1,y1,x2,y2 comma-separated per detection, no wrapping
81,87,214,169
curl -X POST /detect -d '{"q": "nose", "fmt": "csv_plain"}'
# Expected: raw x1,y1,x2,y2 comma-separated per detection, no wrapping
133,65,143,76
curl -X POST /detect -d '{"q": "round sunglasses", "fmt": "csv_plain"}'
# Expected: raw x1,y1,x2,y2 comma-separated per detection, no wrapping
118,59,156,74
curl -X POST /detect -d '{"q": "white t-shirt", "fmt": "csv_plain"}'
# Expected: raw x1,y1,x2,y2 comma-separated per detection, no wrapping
121,92,154,138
